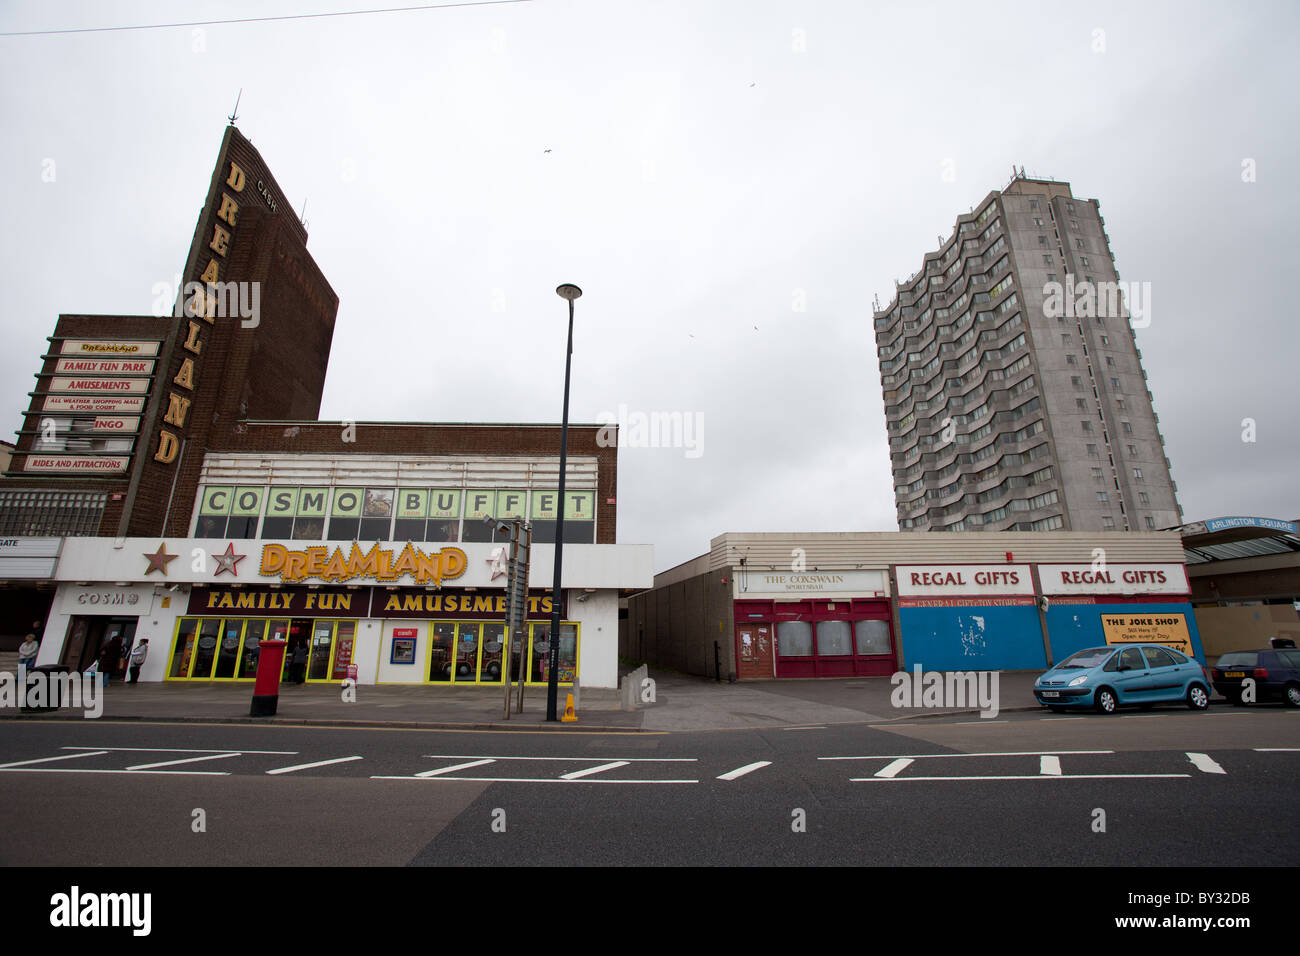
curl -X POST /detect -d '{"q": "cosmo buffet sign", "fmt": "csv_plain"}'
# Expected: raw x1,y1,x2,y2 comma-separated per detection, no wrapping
1039,563,1189,596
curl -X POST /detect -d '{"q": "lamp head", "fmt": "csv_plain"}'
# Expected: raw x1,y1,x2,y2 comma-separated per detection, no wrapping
556,284,583,301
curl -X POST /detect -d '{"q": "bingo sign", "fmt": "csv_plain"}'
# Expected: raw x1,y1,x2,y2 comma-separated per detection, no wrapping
1101,613,1193,657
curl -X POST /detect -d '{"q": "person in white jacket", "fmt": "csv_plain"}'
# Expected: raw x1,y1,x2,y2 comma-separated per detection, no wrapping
128,639,149,684
17,634,39,672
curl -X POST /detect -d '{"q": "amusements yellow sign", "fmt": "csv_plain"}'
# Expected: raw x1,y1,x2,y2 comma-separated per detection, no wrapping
1101,614,1193,656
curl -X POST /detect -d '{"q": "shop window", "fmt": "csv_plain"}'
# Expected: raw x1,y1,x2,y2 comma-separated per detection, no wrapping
428,622,455,682
238,620,268,678
777,621,813,657
213,619,243,678
527,622,577,684
169,618,199,678
479,622,507,683
816,620,853,656
530,520,596,545
452,622,481,681
854,620,892,655
189,620,222,679
328,487,394,541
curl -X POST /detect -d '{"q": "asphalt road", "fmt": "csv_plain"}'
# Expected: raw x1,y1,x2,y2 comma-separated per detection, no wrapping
3,705,1296,868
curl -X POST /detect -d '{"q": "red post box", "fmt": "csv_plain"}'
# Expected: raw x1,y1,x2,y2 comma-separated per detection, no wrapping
250,639,288,717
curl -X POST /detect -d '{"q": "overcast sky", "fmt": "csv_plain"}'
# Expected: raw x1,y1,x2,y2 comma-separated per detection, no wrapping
2,0,1297,572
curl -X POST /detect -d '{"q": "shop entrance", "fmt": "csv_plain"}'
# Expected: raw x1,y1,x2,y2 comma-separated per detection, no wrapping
735,622,774,680
737,599,897,679
61,616,137,677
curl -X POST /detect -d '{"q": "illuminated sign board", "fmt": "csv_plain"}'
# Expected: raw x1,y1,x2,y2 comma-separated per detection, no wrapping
54,358,155,375
43,396,146,415
896,564,1036,597
22,455,130,474
259,542,468,585
1038,563,1189,595
1204,516,1299,535
48,377,150,394
59,340,160,357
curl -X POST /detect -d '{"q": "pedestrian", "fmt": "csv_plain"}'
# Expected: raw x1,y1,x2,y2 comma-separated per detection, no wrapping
128,638,149,683
99,637,120,684
291,640,308,684
17,633,39,673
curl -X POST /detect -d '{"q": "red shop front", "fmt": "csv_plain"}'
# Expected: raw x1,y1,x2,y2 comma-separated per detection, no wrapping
734,598,896,679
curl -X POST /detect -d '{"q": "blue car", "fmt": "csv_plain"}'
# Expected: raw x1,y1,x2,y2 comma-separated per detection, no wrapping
1034,644,1212,714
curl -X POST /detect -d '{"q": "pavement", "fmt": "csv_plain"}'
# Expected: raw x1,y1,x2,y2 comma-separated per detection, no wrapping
0,649,1050,730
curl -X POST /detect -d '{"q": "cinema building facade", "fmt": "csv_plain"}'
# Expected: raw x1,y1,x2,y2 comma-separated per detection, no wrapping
3,124,652,685
626,530,1204,679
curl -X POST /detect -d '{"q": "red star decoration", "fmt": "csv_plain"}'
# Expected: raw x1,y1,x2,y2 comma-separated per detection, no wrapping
143,543,178,576
212,543,246,576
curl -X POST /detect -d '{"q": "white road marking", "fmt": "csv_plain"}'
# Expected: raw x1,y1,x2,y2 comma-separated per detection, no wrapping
944,720,1007,726
874,758,914,778
717,761,771,781
126,752,243,770
1120,714,1168,719
560,761,630,780
0,768,231,776
820,750,1112,760
266,756,364,775
1186,752,1226,774
416,759,497,777
1040,755,1062,776
0,750,109,769
371,775,698,784
420,754,696,762
64,746,297,754
1255,748,1300,751
853,773,1190,782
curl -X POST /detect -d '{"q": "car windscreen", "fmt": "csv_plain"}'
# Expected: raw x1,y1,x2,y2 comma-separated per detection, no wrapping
1057,648,1113,669
1216,652,1259,667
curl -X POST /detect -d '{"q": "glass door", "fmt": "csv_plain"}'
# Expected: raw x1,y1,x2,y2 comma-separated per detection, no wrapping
307,620,335,681
452,623,480,682
479,623,506,684
330,622,357,680
428,623,455,682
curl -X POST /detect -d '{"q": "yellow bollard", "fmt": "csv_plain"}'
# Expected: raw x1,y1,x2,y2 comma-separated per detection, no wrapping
561,692,578,722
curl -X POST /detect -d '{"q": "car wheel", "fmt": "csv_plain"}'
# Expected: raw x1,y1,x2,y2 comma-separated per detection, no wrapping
487,664,500,679
1095,687,1118,715
457,663,470,678
1284,683,1300,709
1186,684,1210,710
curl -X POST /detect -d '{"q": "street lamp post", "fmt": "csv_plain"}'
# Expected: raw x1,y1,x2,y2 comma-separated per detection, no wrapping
547,283,582,721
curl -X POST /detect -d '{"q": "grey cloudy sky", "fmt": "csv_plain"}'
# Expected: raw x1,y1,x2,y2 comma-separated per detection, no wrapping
2,0,1297,572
